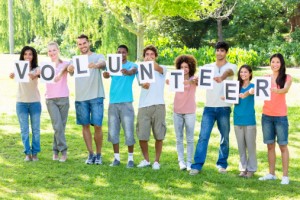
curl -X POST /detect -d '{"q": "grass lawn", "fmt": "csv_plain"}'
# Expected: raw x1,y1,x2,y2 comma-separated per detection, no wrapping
0,54,300,199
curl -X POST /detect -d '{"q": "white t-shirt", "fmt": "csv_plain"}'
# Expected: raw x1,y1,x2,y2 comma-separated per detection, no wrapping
205,62,237,107
138,65,167,108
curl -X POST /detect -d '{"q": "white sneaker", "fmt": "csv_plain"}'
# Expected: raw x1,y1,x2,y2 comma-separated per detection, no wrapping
152,161,160,170
137,160,151,168
179,161,186,170
186,162,192,171
258,173,277,181
281,176,289,185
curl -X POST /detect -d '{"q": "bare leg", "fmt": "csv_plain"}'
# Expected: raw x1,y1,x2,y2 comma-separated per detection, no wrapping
128,145,134,153
113,143,119,153
155,140,163,163
82,125,93,154
279,144,289,177
94,126,103,154
267,143,276,175
139,140,149,162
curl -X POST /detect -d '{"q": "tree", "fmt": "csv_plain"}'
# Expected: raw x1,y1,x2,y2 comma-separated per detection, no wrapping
207,0,236,42
104,0,221,60
8,0,14,53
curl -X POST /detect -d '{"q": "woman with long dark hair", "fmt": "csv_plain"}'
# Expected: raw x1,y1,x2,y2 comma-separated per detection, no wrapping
259,53,292,185
9,46,41,161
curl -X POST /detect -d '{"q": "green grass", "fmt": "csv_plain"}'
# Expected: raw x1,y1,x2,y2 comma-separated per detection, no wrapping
1,54,300,199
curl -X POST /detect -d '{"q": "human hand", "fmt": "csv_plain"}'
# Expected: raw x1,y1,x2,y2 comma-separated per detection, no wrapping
142,83,150,89
9,72,15,79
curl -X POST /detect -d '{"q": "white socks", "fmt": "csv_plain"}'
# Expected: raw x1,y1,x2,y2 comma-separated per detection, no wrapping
128,153,133,162
114,153,120,161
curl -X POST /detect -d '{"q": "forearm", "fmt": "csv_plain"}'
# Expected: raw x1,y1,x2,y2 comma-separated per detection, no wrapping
221,69,234,80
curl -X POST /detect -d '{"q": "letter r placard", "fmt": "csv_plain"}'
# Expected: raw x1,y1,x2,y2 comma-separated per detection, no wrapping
254,77,271,101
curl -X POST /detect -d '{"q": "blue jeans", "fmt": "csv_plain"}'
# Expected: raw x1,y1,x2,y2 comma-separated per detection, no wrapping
191,107,231,170
16,102,42,155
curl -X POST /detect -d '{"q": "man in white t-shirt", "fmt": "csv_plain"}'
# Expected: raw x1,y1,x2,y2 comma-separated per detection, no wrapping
190,41,237,175
136,45,167,170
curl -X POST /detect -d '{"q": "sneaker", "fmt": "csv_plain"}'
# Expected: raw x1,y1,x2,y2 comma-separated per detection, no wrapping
32,155,38,161
239,171,247,177
85,154,95,164
53,154,59,161
189,169,200,175
281,176,289,185
24,155,32,162
126,160,134,168
109,159,120,167
152,161,160,170
179,161,187,171
186,162,192,171
137,160,151,168
218,168,227,174
258,173,277,181
94,155,102,165
59,154,67,162
245,171,254,178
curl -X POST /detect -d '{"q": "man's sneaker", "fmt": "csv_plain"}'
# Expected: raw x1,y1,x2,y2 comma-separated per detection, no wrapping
24,155,32,162
245,171,254,178
218,167,227,174
32,155,38,162
179,161,186,171
109,159,120,167
258,173,277,181
281,176,289,185
137,160,151,168
53,154,59,161
152,161,160,170
94,155,102,165
239,171,247,177
85,154,95,164
126,160,134,168
189,169,200,175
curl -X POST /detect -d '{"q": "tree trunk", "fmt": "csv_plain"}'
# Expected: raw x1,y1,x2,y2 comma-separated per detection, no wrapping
217,19,223,42
136,27,144,61
8,0,14,54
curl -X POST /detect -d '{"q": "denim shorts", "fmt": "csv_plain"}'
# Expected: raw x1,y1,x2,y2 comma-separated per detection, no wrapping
261,114,289,145
108,103,135,146
75,97,104,126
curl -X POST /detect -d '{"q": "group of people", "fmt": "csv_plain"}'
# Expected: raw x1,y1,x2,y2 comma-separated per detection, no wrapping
9,34,292,185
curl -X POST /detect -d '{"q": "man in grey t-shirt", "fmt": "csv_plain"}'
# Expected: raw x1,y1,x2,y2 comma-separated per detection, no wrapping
67,34,106,165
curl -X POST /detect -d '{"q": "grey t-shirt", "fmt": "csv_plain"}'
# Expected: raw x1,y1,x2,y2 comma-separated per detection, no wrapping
75,53,105,101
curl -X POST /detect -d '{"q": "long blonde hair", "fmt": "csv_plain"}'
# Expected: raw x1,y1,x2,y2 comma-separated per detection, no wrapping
48,41,62,63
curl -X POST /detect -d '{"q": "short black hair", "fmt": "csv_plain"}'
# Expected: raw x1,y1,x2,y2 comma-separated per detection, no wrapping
77,34,89,41
118,45,129,52
215,41,229,52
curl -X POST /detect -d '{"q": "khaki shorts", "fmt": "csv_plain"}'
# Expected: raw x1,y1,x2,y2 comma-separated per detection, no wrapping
136,104,166,141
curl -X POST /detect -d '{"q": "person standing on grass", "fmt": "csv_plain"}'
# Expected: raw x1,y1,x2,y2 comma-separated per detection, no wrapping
233,65,257,178
189,41,237,175
67,34,106,165
136,45,167,170
103,45,137,168
258,53,292,185
9,46,41,162
169,55,197,171
45,42,70,162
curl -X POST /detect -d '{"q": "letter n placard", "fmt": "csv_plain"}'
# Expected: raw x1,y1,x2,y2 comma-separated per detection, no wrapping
138,61,155,84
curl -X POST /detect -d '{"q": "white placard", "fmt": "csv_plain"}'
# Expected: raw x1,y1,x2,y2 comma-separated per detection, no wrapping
223,80,239,104
198,66,214,89
40,62,55,83
254,77,271,101
14,61,30,82
138,61,155,84
107,54,122,76
73,55,90,78
169,70,184,92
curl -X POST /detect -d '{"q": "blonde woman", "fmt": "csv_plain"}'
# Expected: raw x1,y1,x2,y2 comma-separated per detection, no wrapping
45,42,70,162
